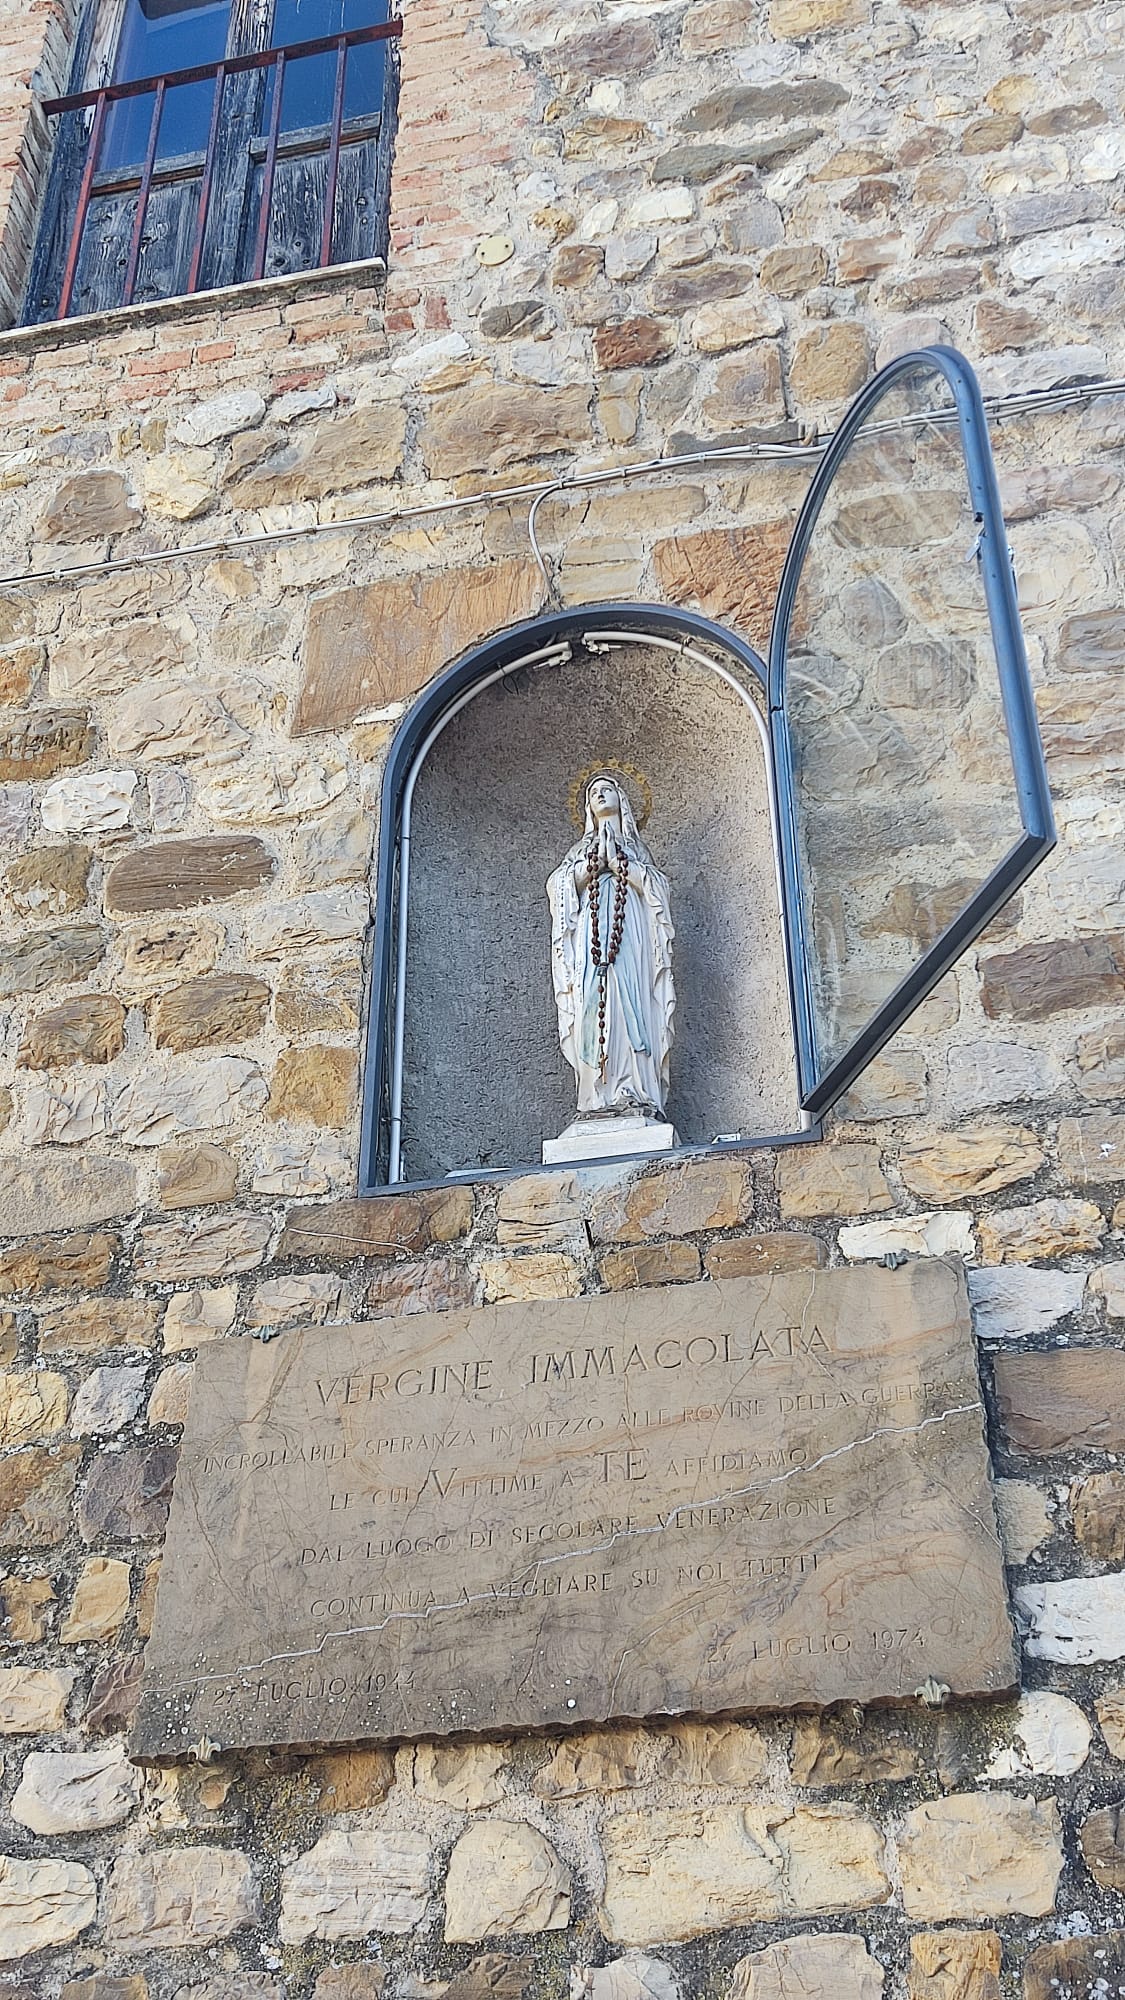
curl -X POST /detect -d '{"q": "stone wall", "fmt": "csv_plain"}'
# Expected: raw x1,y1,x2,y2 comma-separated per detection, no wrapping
0,0,1120,1992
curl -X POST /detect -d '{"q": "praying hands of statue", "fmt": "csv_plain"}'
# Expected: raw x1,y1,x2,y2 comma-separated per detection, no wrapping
598,823,622,876
574,823,622,895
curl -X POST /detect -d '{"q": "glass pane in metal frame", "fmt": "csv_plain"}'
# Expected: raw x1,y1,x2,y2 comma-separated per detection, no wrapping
768,346,1055,1118
103,0,231,170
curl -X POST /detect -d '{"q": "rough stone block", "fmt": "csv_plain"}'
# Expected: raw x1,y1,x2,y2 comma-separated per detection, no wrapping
225,406,406,508
0,923,104,996
968,1267,1085,1340
907,1930,1001,2000
1097,1689,1125,1757
589,1158,747,1243
44,471,139,540
78,1444,178,1542
153,974,270,1052
113,1057,267,1145
268,1046,356,1128
84,1653,145,1735
420,385,590,479
0,1370,67,1445
1072,1471,1125,1561
594,318,675,369
704,1232,825,1277
279,1829,432,1941
977,1197,1105,1263
653,521,791,655
790,323,871,402
38,1298,158,1355
0,709,95,781
898,1125,1044,1204
898,1793,1062,1919
366,1256,476,1317
946,1040,1056,1115
600,1242,701,1288
147,1362,192,1427
310,1748,394,1814
980,935,1125,1020
995,1350,1125,1453
1057,1112,1125,1185
770,0,868,31
60,1557,131,1643
1079,1805,1125,1891
105,1848,260,1949
534,1730,659,1799
0,1232,118,1297
837,1047,927,1119
5,843,92,920
1018,1573,1125,1664
1,1574,55,1642
839,1212,972,1261
0,1855,97,1959
296,561,543,734
105,836,276,914
70,1365,146,1437
1022,1933,1125,2000
600,1804,887,1945
985,1691,1090,1779
777,1145,892,1219
247,889,367,960
994,1480,1052,1565
276,1188,472,1262
0,1666,74,1731
444,1821,571,1942
731,1935,884,2000
11,1747,139,1834
275,971,360,1037
0,1446,79,1547
480,1252,583,1301
790,1714,920,1787
19,995,125,1068
162,1287,237,1352
158,1144,238,1210
1076,1022,1125,1101
138,1212,271,1281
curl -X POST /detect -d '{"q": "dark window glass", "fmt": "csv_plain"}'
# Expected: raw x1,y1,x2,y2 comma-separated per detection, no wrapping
264,0,388,135
103,0,231,172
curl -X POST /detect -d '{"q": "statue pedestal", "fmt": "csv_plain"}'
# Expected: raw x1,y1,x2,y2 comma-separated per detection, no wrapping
543,1114,678,1166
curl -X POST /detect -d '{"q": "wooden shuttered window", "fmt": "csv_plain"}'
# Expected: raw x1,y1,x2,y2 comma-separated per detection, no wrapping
24,0,399,324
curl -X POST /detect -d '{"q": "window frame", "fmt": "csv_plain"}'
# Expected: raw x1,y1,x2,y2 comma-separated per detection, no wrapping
23,0,399,326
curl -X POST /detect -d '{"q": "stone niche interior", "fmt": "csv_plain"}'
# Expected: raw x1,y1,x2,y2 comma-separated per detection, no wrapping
399,636,797,1181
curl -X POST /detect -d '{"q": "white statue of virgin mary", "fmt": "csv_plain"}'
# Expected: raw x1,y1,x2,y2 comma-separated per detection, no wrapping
547,772,675,1122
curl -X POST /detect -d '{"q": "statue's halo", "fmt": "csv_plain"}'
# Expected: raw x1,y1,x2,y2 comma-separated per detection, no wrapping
568,759,652,832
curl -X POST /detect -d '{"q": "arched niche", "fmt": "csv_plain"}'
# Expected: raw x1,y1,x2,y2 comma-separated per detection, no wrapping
362,605,801,1189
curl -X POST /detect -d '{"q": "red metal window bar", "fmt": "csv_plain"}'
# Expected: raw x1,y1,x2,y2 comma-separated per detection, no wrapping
42,17,403,320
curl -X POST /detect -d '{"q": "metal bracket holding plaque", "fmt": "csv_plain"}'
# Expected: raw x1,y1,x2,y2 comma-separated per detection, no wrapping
133,1262,1016,1760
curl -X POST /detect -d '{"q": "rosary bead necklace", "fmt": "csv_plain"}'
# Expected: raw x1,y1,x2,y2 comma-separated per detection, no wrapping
585,831,629,1077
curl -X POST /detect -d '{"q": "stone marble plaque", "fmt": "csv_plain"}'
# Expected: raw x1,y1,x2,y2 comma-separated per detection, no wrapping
132,1259,1016,1758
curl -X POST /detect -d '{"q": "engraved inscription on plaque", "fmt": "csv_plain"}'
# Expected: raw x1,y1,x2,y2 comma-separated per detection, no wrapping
132,1260,1016,1758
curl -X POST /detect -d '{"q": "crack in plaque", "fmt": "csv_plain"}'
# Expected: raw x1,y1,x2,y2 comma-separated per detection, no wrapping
156,1398,988,1696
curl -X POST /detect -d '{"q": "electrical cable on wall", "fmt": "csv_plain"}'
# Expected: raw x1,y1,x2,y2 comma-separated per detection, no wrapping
7,369,1123,595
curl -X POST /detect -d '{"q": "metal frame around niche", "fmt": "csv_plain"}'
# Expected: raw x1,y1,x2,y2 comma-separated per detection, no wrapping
360,345,1057,1196
767,344,1057,1120
359,602,818,1194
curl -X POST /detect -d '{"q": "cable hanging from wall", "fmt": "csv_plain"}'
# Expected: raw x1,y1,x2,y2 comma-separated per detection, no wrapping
5,369,1123,595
